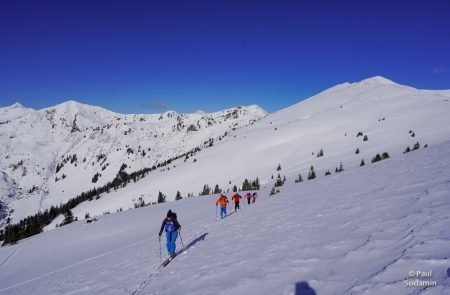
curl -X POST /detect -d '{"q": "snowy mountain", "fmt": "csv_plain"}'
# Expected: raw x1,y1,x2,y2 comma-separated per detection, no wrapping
23,76,449,228
1,133,449,294
0,101,267,223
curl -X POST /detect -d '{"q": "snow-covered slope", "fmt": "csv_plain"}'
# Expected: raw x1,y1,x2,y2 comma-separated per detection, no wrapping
0,101,267,222
1,137,449,294
43,76,450,226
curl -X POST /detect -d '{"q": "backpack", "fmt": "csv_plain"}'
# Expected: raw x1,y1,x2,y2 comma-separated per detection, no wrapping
165,220,175,232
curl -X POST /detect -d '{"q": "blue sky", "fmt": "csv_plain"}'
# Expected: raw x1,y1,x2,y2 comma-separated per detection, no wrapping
1,0,449,113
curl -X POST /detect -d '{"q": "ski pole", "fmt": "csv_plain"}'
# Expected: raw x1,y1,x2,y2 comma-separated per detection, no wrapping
215,205,218,221
178,231,185,248
158,235,162,262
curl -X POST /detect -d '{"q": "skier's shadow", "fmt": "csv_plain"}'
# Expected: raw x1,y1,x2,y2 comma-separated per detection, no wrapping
179,233,208,254
295,281,316,295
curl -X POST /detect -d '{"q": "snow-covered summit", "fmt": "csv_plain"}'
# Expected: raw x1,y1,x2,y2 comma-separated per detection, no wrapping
357,75,397,85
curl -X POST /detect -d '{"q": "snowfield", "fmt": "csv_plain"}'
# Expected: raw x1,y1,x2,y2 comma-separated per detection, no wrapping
0,138,450,294
1,76,450,294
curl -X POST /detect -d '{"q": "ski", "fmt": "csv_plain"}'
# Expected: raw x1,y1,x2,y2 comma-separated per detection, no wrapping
159,254,177,269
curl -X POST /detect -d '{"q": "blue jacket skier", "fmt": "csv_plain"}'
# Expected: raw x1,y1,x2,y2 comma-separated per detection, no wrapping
158,210,181,258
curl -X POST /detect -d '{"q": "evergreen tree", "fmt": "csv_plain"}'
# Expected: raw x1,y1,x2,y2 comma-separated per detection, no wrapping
360,159,365,166
412,142,420,151
317,148,324,157
233,185,238,192
307,166,316,180
213,184,221,194
404,146,411,153
175,190,183,201
200,184,211,195
157,191,166,203
325,170,331,176
372,154,382,163
242,179,250,191
363,135,368,141
62,210,74,226
382,152,390,159
277,164,282,171
355,148,360,154
295,173,303,183
84,213,90,219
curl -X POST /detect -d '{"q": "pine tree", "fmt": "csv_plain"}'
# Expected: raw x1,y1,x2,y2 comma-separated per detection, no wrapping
295,173,303,183
157,191,166,203
277,164,282,171
355,148,360,154
175,190,183,201
404,146,411,153
213,184,221,194
325,170,331,176
360,159,365,166
62,210,74,225
372,154,382,163
363,135,368,141
412,141,420,151
233,185,238,192
200,184,211,195
84,213,90,219
382,152,390,159
307,166,316,180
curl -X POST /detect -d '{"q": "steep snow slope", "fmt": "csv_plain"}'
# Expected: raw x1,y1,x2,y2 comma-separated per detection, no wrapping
51,76,450,223
0,138,449,294
0,101,266,222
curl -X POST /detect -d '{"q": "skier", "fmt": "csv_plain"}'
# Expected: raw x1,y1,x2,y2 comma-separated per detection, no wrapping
231,192,243,212
252,192,258,203
245,192,252,205
158,210,181,259
216,194,229,219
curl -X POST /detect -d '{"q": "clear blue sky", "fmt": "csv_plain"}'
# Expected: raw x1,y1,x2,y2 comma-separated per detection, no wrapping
1,0,449,113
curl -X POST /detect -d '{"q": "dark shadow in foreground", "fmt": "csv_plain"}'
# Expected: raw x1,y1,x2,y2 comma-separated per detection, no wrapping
295,281,316,295
179,232,208,254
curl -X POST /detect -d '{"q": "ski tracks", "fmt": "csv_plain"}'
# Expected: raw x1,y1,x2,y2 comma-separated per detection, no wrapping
130,212,236,295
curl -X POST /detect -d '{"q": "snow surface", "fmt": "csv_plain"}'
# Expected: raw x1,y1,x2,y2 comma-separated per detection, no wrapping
1,138,450,294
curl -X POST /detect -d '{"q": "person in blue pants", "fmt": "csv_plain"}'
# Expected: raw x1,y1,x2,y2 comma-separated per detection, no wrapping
158,210,181,258
215,194,229,219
